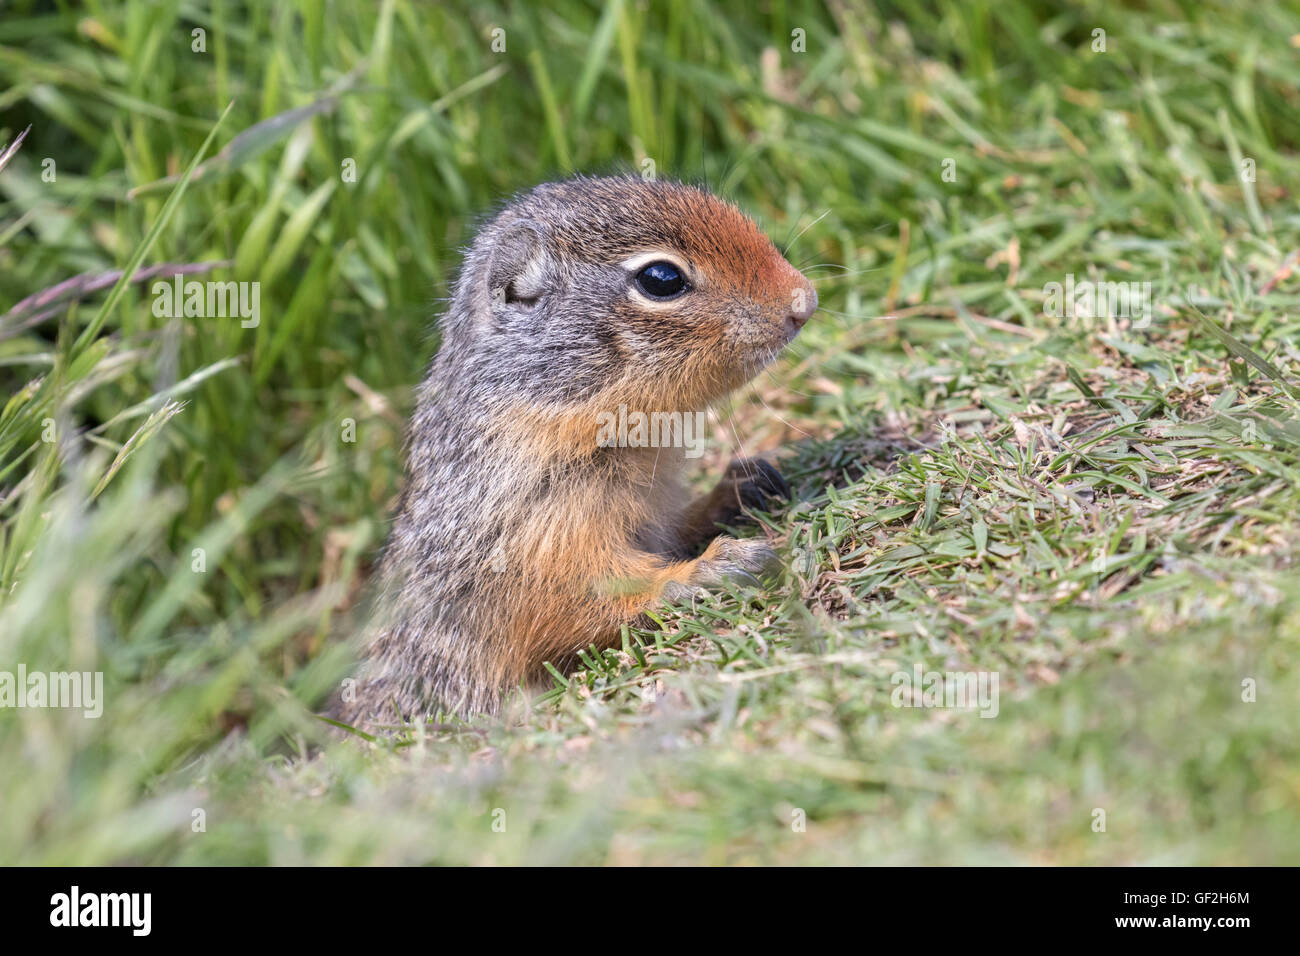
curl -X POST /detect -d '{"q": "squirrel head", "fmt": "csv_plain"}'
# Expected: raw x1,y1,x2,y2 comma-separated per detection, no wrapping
444,175,817,412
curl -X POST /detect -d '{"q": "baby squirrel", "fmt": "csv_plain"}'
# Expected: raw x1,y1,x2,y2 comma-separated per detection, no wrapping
339,174,816,724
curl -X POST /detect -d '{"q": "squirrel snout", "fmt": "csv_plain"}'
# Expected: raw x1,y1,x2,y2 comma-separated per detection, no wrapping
784,278,818,335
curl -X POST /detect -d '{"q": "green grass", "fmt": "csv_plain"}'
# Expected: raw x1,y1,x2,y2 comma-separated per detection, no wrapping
2,0,1299,864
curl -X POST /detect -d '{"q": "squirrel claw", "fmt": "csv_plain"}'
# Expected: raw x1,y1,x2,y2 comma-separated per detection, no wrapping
724,457,791,512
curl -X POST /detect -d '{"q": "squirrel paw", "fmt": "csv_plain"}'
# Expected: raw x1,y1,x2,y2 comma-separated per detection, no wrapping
719,457,791,514
690,535,781,590
662,537,779,603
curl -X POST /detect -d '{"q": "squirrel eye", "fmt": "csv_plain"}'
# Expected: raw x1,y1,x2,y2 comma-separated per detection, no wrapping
634,261,688,300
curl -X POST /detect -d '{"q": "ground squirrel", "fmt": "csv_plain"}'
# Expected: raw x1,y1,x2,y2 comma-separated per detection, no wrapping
338,174,817,725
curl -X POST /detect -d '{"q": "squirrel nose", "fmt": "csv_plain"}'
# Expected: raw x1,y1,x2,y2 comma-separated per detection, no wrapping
785,280,818,332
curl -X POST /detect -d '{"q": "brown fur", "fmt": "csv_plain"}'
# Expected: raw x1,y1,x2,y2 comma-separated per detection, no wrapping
336,175,816,725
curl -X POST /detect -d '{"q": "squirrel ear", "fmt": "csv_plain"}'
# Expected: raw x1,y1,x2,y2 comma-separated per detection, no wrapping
486,219,547,307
